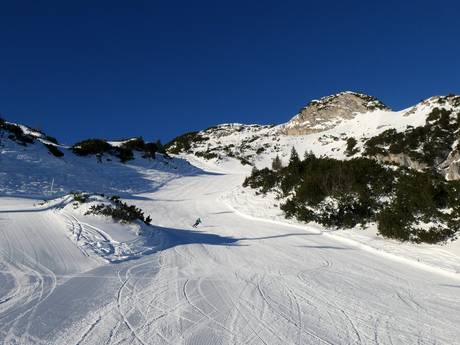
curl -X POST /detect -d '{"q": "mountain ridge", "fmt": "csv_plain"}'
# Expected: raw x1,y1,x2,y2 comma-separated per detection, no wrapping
166,91,460,180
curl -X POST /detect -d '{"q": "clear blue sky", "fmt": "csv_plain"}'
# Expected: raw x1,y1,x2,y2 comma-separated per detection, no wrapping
1,0,459,144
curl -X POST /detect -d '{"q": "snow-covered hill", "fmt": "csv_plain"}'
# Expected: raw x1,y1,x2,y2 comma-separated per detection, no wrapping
166,92,460,178
2,99,460,344
0,119,199,196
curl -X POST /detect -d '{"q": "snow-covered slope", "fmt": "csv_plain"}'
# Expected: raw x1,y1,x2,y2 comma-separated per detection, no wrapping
166,93,460,178
0,122,199,197
3,158,460,344
2,101,460,344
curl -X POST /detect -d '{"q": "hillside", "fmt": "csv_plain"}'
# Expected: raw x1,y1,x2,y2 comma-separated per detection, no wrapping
0,119,198,196
1,109,460,344
166,92,460,179
165,92,460,244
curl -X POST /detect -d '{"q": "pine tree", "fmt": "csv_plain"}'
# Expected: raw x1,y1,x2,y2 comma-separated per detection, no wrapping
155,140,166,154
272,155,282,171
304,150,314,160
289,147,300,167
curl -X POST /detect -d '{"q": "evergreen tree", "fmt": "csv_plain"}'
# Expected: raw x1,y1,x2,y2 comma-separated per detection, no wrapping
289,147,300,167
271,155,283,171
155,140,166,154
304,150,314,160
143,142,158,159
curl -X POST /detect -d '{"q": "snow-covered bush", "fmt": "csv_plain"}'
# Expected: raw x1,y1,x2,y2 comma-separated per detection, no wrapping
72,139,112,156
243,151,460,243
83,195,150,224
0,121,34,145
364,107,458,166
44,143,64,157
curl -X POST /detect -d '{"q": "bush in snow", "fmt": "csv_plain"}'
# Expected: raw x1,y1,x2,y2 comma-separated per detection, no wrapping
364,108,458,166
195,150,219,160
76,193,152,225
85,199,148,224
271,155,283,171
44,135,59,144
345,137,359,156
72,138,135,163
71,191,90,203
120,137,146,151
0,121,34,145
243,152,460,243
45,143,64,157
115,147,134,163
72,139,112,156
165,131,207,154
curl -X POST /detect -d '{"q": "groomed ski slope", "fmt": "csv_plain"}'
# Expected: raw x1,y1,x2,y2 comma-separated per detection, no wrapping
1,159,460,345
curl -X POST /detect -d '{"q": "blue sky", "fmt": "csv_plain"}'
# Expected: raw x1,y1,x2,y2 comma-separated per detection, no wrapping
1,0,459,144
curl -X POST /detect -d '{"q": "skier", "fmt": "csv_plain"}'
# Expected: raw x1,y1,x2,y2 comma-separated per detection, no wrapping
192,217,202,228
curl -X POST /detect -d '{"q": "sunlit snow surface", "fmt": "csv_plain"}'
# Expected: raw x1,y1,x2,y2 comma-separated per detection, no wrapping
1,117,460,344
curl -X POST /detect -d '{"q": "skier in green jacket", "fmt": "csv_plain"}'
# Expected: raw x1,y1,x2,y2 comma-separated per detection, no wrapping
192,218,202,228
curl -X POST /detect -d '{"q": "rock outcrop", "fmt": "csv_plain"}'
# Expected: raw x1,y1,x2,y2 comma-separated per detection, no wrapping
282,91,389,135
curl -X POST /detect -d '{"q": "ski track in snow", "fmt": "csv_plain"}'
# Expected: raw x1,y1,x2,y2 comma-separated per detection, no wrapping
1,161,460,344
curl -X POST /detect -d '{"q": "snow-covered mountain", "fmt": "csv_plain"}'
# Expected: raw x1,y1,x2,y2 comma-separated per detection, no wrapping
166,92,460,179
2,101,460,345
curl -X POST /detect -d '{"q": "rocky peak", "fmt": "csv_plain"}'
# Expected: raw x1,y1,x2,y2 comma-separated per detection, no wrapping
282,91,389,135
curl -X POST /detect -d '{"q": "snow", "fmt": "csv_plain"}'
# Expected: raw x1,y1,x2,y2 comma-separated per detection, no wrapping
177,100,442,175
1,116,460,344
0,137,199,197
222,184,460,278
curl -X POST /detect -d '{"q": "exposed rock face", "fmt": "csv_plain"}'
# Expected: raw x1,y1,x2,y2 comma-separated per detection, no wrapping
373,153,428,171
282,91,389,135
441,150,460,180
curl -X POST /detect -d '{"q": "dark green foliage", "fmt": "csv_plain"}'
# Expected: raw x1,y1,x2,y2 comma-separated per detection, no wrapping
86,203,145,223
376,171,459,243
364,108,458,166
243,168,278,193
120,137,145,151
0,122,34,145
289,147,300,167
45,144,64,157
195,150,219,159
345,137,359,156
165,131,206,154
85,196,149,224
143,142,158,159
237,156,252,166
155,140,167,154
72,139,112,156
376,205,412,241
44,135,59,144
256,147,265,154
71,192,89,203
72,138,157,163
119,138,166,160
243,153,459,243
274,155,393,228
110,195,121,202
271,155,282,171
115,147,134,163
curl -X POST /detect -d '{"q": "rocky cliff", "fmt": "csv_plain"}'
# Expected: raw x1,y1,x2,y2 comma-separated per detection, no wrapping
282,91,389,135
